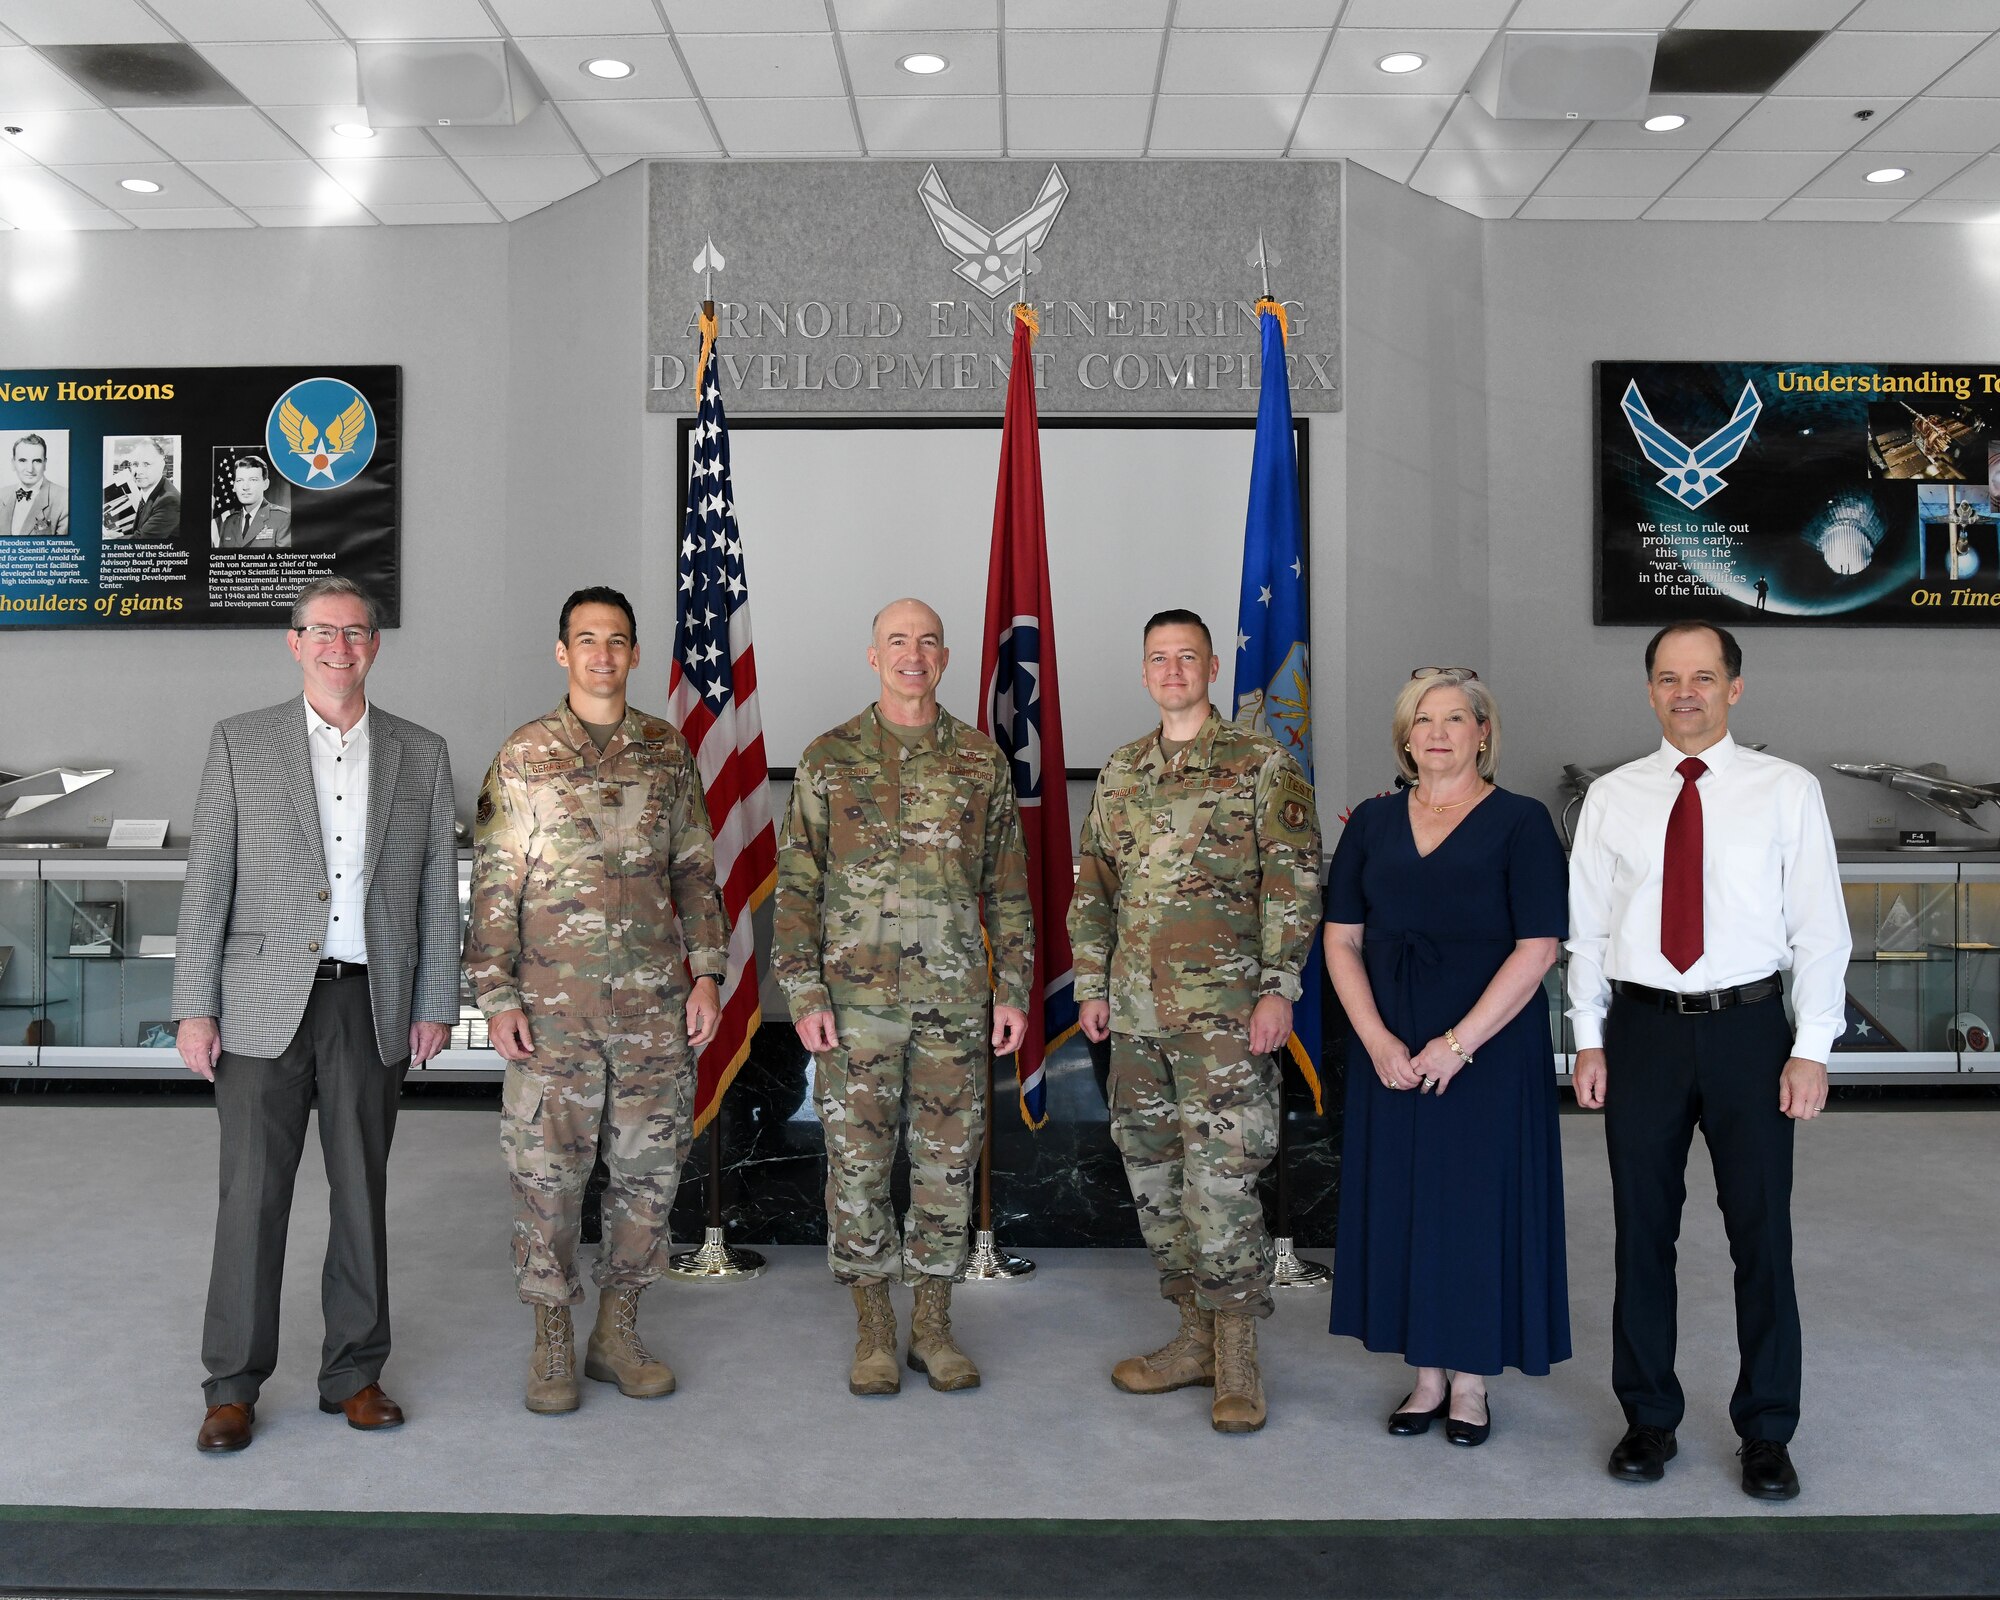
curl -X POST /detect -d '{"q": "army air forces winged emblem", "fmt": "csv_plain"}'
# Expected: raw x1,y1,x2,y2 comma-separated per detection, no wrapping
265,376,378,490
918,163,1069,300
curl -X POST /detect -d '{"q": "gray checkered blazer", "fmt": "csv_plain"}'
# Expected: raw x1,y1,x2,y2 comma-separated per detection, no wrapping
171,698,461,1065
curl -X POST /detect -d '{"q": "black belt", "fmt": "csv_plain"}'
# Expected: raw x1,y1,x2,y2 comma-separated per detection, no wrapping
314,959,368,982
1612,976,1780,1015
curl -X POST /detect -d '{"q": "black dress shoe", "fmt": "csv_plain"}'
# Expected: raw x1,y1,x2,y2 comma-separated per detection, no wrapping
1446,1393,1491,1448
1738,1439,1800,1501
1387,1386,1450,1436
1608,1423,1677,1481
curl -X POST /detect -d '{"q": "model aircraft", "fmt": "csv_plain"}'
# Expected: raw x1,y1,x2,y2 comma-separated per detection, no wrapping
0,764,113,821
1829,761,2000,829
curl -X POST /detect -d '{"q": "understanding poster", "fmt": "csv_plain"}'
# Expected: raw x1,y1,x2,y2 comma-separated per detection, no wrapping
0,366,400,629
1596,360,2000,627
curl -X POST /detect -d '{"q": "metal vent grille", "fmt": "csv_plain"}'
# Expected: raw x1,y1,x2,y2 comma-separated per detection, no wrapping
38,43,248,108
1650,30,1825,97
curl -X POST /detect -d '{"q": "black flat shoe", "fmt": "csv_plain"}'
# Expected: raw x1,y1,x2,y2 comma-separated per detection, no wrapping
1446,1394,1491,1447
1738,1439,1800,1501
1387,1386,1450,1436
1608,1423,1678,1482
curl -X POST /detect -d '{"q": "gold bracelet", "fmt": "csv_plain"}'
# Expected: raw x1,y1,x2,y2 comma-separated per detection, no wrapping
1444,1027,1474,1066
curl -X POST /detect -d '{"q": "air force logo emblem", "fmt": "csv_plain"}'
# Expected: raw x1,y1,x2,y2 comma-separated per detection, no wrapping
1621,379,1761,511
919,164,1069,301
985,617,1045,804
266,377,377,491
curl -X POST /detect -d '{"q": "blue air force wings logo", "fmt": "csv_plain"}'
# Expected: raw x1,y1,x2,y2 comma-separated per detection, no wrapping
1621,379,1761,510
266,377,377,490
919,164,1069,301
985,617,1045,804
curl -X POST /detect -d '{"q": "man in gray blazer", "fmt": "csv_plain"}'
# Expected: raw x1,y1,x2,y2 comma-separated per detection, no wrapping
173,576,459,1454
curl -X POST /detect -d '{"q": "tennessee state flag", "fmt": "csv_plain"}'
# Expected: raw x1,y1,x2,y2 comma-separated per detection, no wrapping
979,302,1077,1130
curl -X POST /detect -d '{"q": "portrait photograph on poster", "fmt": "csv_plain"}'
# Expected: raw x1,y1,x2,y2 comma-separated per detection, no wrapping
1596,360,2000,627
3,428,70,540
210,447,292,551
101,434,183,543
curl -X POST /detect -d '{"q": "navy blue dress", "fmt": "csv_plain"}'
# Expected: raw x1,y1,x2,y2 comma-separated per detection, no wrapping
1326,787,1572,1376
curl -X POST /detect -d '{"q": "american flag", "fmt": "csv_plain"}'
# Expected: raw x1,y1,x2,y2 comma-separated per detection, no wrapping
668,323,778,1133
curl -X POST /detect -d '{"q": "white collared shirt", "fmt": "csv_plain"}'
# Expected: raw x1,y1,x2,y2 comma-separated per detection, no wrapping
304,694,370,963
1566,732,1851,1062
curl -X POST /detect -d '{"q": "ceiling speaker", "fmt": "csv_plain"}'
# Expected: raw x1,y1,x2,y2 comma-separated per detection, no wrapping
357,40,541,127
1467,31,1658,122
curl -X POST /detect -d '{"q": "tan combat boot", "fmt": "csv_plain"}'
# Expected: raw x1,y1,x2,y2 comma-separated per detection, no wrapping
849,1281,901,1396
584,1286,677,1398
908,1276,980,1391
1111,1292,1216,1394
1210,1308,1267,1433
525,1303,580,1414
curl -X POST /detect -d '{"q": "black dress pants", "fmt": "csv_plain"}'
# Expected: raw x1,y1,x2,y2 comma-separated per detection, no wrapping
1603,990,1801,1443
201,973,409,1407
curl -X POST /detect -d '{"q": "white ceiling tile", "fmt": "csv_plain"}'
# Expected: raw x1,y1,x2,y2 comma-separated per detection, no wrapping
1775,31,1986,96
186,157,351,206
1006,0,1168,23
1643,196,1780,219
1718,95,1906,152
1411,146,1565,196
121,106,302,161
1314,29,1493,96
0,109,163,163
146,0,333,41
1576,93,1757,148
1674,0,1853,24
319,154,478,203
0,165,116,221
833,0,997,25
0,0,171,45
1845,0,2000,26
0,133,31,164
0,45,102,111
0,210,130,229
702,96,860,154
1894,197,2000,221
1005,29,1161,97
1666,149,1839,196
1161,30,1329,96
1517,194,1653,218
371,200,498,222
1534,146,1701,196
1508,0,1682,23
675,32,846,98
0,20,14,44
855,94,1000,152
660,0,829,31
1342,148,1424,183
51,160,229,207
1796,145,1976,198
1003,93,1150,152
122,205,253,226
1934,153,2000,198
1339,0,1514,25
197,41,358,106
1174,1,1351,23
512,35,693,99
843,31,998,95
1290,93,1454,151
595,152,642,173
1438,194,1525,218
486,0,665,36
1148,94,1302,154
455,152,598,203
1925,34,2000,96
261,104,440,156
555,97,716,154
242,202,375,225
1768,196,1912,219
430,102,579,156
315,0,499,39
1860,97,2000,153
1430,96,1585,151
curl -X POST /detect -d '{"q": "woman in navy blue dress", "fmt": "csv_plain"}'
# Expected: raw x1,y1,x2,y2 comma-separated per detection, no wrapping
1322,669,1570,1446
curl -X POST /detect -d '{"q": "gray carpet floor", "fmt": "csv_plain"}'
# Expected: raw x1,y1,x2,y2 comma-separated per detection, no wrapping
1,1104,1993,1524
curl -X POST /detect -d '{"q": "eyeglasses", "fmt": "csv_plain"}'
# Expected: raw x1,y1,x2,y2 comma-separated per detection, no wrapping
1410,666,1479,681
294,625,376,646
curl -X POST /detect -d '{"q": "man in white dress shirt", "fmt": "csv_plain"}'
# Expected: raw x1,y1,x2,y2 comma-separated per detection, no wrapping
1568,621,1850,1502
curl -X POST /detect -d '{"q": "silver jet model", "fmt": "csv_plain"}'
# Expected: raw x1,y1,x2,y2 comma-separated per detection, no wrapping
1829,761,2000,829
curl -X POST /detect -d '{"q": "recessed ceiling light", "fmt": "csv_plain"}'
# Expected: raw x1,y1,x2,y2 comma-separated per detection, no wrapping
584,57,634,79
900,52,948,75
332,122,375,139
119,178,161,193
1376,52,1426,74
1865,166,1908,183
1643,113,1687,132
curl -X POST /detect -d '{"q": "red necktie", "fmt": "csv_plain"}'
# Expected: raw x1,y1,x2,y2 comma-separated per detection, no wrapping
1661,756,1706,972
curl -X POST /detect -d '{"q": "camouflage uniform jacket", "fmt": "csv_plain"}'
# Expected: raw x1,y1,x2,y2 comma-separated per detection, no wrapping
465,700,729,1023
772,704,1034,1022
1069,707,1321,1037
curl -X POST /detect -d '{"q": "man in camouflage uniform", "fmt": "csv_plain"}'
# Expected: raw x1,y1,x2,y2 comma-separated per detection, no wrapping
465,586,729,1414
1070,608,1321,1434
773,597,1034,1397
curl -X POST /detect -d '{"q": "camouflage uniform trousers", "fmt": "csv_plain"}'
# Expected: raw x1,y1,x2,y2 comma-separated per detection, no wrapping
1108,1027,1280,1319
815,1002,988,1285
499,1009,695,1306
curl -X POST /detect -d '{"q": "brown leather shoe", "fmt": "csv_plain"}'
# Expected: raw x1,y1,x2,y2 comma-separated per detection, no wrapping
318,1383,405,1430
197,1402,254,1453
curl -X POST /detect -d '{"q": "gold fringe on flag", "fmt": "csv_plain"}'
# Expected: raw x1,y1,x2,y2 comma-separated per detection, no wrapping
1254,296,1289,343
1014,300,1041,341
693,304,718,396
